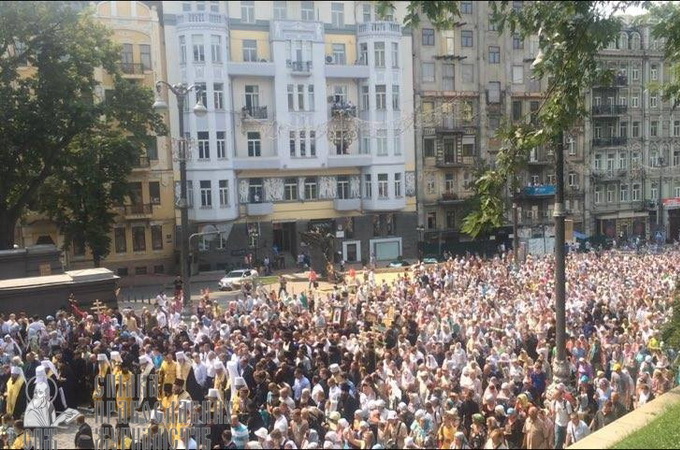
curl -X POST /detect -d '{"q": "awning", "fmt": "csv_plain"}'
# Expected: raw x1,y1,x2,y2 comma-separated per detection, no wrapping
573,231,589,240
596,211,649,220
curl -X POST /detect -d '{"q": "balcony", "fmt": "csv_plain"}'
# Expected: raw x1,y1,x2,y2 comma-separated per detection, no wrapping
333,198,361,211
176,12,227,28
330,102,357,118
123,203,153,219
592,137,627,147
228,60,276,77
132,156,150,170
434,118,476,134
592,169,627,181
438,192,469,205
327,149,372,168
357,21,402,37
119,62,147,76
241,106,268,121
520,185,556,198
591,105,627,116
287,60,312,75
528,153,554,165
435,155,475,168
324,61,370,79
246,202,273,216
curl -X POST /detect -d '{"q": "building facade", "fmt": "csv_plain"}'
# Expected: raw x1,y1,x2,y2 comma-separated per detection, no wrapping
18,1,177,277
586,24,680,242
161,0,417,271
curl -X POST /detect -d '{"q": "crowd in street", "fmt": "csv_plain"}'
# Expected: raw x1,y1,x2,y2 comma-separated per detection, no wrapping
0,248,678,449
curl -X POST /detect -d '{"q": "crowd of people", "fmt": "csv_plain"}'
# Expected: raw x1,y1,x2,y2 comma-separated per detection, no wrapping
0,248,678,449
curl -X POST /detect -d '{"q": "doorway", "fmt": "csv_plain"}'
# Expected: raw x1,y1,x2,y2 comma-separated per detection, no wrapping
342,240,361,263
669,209,680,242
273,222,297,254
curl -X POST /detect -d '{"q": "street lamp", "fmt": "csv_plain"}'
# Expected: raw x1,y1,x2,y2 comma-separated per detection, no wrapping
153,81,207,312
416,225,425,260
657,156,667,239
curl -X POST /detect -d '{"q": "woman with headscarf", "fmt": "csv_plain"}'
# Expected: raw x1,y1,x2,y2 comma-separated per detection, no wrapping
41,360,66,413
451,431,470,449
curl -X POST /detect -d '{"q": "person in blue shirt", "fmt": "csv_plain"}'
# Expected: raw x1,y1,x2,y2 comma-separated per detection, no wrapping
292,368,311,402
230,414,249,449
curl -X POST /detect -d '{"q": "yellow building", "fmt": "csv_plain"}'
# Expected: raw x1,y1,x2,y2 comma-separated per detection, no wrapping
18,1,177,277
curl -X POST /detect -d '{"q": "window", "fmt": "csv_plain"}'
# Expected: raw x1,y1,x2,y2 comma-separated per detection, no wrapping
199,180,212,207
304,177,317,199
196,1,205,10
391,173,401,198
300,131,306,156
567,172,577,187
247,132,261,157
147,138,158,160
197,131,210,160
594,154,602,170
359,43,368,65
284,178,298,200
213,83,224,109
619,152,627,170
674,150,680,166
651,64,658,81
651,120,658,137
209,35,221,63
443,173,455,193
594,187,602,204
331,3,344,27
632,67,640,80
287,84,294,110
140,44,151,70
424,138,435,157
364,174,372,198
392,85,400,110
179,36,187,64
243,39,257,62
489,46,501,64
378,174,389,198
289,131,296,156
391,42,399,68
620,122,628,138
182,2,191,11
426,176,436,194
217,180,229,208
132,226,146,252
632,183,641,201
513,34,524,50
194,82,207,108
443,64,454,90
620,184,629,202
149,182,161,205
216,131,226,159
310,131,316,156
632,121,640,137
607,153,615,172
393,133,401,156
422,28,435,46
422,62,435,83
295,84,304,110
337,176,350,199
676,186,680,198
186,180,194,207
273,0,287,19
427,212,437,229
512,65,524,84
487,81,501,104
461,1,472,14
675,121,680,137
462,64,474,83
607,186,615,203
631,95,639,108
632,151,640,167
512,100,522,121
151,225,163,250
377,129,387,155
114,228,127,253
461,30,473,47
376,85,387,110
362,3,371,22
241,0,254,23
513,1,524,10
374,42,385,67
192,35,205,62
332,43,346,64
361,85,369,110
650,95,658,108
121,43,133,65
308,85,314,110
249,179,263,202
651,184,658,200
301,1,314,21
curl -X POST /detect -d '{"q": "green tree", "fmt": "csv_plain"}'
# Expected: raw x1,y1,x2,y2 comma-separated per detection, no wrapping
0,2,165,258
645,2,680,109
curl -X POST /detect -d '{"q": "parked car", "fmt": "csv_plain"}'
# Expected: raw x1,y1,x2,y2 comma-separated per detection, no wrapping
218,269,258,291
387,260,410,268
422,255,440,264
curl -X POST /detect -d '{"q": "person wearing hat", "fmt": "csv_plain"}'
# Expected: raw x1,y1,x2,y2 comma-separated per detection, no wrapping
337,383,359,423
212,361,230,404
93,354,114,417
5,366,27,419
450,431,470,449
522,406,549,449
137,355,158,411
437,410,457,449
159,352,178,394
469,413,487,449
175,352,192,390
116,362,134,422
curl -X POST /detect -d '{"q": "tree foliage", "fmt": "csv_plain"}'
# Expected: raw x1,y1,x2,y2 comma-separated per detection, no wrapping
0,2,165,258
645,2,680,109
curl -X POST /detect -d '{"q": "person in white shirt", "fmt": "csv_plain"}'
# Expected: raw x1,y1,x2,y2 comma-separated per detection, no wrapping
551,386,573,449
565,412,590,446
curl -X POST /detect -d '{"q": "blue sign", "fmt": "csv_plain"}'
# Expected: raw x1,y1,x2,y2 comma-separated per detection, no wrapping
523,185,556,196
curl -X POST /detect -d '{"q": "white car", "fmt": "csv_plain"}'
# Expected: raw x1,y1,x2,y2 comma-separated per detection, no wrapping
218,269,258,291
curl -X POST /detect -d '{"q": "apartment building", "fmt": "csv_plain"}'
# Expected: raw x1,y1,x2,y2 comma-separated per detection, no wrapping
586,24,680,242
161,1,417,270
18,1,177,276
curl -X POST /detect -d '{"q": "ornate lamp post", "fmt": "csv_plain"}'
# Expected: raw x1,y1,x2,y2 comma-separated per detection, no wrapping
153,82,207,309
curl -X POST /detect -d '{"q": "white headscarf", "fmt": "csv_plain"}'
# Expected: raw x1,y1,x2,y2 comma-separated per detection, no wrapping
41,360,59,379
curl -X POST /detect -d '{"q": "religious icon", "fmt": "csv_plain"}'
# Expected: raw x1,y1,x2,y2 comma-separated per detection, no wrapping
332,306,344,326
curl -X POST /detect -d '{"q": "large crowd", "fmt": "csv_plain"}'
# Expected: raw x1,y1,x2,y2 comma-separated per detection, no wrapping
0,248,678,449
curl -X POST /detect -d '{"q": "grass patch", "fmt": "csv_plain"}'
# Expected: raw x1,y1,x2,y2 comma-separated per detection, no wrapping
613,401,680,449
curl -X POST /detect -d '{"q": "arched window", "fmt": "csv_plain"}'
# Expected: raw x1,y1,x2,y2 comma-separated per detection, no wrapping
630,32,641,50
618,32,629,50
